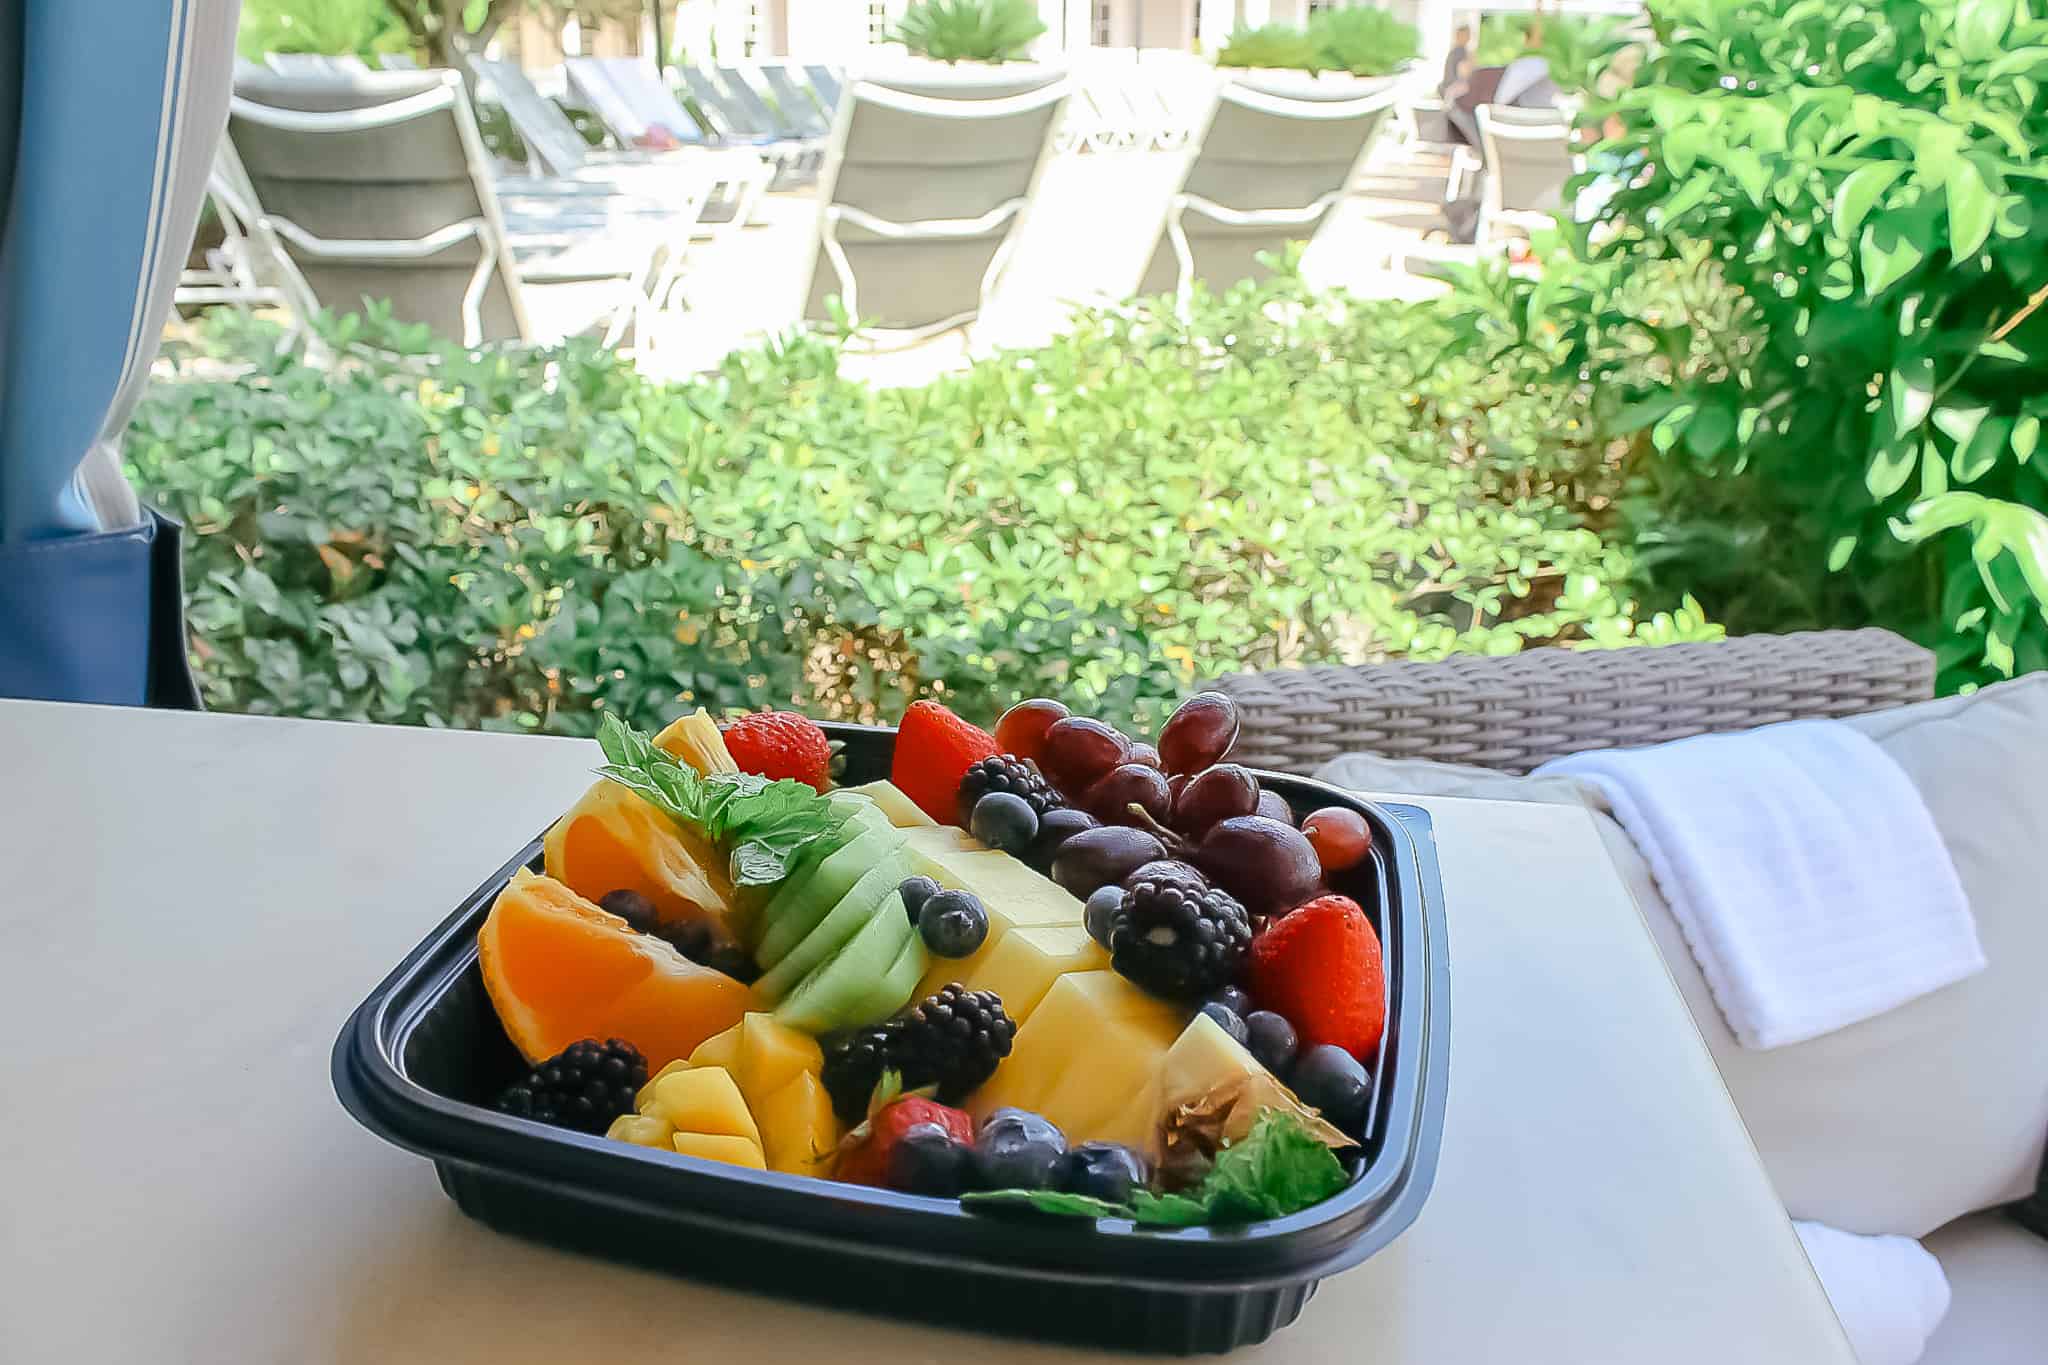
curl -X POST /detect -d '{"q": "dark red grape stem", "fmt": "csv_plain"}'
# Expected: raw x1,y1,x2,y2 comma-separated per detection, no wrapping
1123,804,1192,857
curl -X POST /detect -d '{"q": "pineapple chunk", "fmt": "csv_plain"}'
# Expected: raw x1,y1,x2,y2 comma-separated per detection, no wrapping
845,780,939,828
1029,1014,1172,1152
961,925,1110,1024
737,1013,824,1107
754,1071,841,1177
606,1113,677,1148
654,709,739,774
649,1066,761,1145
907,840,1089,1000
672,1132,766,1169
1158,1011,1350,1149
967,971,1187,1134
687,1024,744,1074
637,1058,693,1112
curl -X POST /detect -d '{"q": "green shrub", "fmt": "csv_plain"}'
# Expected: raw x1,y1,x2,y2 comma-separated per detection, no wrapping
1308,7,1419,78
237,0,412,59
1474,13,1640,94
890,0,1047,64
1215,24,1326,72
1448,0,2048,691
129,273,1708,738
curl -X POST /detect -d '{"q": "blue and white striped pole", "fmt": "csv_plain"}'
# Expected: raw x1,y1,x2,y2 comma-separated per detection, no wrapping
0,0,239,704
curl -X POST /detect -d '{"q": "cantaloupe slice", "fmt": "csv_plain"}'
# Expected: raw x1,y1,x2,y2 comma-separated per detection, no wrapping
478,870,755,1069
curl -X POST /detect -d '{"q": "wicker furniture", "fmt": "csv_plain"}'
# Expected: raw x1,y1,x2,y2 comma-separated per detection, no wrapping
1213,630,1936,776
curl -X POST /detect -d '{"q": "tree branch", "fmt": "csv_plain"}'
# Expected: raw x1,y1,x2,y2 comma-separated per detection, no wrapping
384,0,433,43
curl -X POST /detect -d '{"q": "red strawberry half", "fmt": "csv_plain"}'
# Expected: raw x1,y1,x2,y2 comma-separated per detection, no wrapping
835,1095,975,1188
723,711,833,792
1247,894,1386,1061
891,699,998,822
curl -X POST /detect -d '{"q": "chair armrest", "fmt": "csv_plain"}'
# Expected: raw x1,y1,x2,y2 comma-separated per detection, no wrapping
1211,629,1936,775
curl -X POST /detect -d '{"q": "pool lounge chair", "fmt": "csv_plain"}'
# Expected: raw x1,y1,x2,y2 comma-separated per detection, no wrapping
226,69,680,348
801,66,1069,342
1137,74,1397,302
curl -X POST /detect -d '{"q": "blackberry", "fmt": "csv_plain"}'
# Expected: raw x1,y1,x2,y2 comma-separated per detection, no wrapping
821,1024,897,1123
893,984,1017,1104
494,1038,647,1134
1105,877,1252,1001
956,755,1063,825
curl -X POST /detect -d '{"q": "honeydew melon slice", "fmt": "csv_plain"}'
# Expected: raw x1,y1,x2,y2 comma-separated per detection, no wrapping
774,898,918,1034
755,856,908,1004
756,824,906,967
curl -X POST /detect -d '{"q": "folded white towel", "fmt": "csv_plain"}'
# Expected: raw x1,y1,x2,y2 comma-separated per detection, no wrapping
1793,1220,1952,1365
1538,719,1983,1049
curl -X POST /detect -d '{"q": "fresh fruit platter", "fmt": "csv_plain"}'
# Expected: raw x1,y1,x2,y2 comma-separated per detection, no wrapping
335,694,1448,1354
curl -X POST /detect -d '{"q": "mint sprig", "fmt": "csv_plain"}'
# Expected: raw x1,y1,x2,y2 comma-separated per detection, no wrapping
594,714,845,887
961,1110,1349,1227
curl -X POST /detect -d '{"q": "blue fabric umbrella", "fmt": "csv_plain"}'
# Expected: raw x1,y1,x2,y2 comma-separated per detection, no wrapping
0,0,239,704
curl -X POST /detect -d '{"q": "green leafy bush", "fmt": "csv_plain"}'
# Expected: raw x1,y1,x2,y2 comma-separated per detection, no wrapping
1309,8,1420,77
1216,11,1417,76
129,274,1707,738
237,0,412,59
1474,13,1640,94
1215,24,1326,72
1449,0,2048,690
890,0,1047,64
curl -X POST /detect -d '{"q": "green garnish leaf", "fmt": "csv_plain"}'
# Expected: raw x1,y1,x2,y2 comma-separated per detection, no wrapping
1195,1109,1350,1223
960,1111,1350,1229
1127,1191,1213,1226
960,1190,1133,1220
594,714,844,887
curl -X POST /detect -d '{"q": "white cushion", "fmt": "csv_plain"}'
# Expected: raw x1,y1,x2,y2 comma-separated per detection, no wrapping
1317,673,2048,1237
1919,1213,2048,1365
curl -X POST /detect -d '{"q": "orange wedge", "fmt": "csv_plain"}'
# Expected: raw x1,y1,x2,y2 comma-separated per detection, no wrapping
478,870,756,1069
543,779,734,933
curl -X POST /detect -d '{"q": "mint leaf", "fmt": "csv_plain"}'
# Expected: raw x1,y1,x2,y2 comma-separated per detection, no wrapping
961,1190,1133,1220
594,715,844,886
1128,1191,1212,1226
1198,1110,1350,1223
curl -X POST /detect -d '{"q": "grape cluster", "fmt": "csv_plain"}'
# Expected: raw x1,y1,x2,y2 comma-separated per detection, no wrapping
993,691,1348,919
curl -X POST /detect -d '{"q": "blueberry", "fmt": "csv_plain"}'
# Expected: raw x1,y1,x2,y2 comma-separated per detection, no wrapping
971,792,1040,854
1199,1001,1250,1046
1030,807,1099,870
898,875,943,925
1083,885,1124,947
1204,985,1253,1018
1244,1010,1299,1077
973,1108,1067,1190
918,889,989,958
1062,1142,1150,1204
1291,1044,1371,1136
888,1123,971,1197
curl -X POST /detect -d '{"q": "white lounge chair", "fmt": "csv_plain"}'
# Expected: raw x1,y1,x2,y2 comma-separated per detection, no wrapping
263,53,370,77
226,69,687,348
802,67,1069,342
1138,74,1398,302
1473,103,1578,243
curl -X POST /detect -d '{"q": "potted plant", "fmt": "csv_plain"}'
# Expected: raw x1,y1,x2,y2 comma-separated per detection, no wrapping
864,0,1064,98
1214,10,1417,96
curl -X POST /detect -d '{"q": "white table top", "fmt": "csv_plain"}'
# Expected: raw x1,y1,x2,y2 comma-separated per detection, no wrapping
0,701,1853,1363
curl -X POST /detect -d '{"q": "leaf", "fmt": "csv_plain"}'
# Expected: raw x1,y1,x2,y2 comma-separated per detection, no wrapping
1953,416,2013,484
1833,162,1905,242
1956,0,2016,61
1889,355,1938,436
1946,161,1996,260
1861,217,1926,295
1867,441,1919,500
1932,404,1990,447
961,1190,1132,1221
2016,415,2041,465
594,715,845,886
1128,1192,1214,1226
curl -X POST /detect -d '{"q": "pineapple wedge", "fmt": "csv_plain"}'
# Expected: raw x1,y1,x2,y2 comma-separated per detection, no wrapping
654,709,739,774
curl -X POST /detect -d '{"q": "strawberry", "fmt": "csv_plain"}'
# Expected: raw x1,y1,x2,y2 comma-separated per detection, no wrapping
723,711,833,792
1247,894,1385,1061
834,1095,975,1188
891,699,998,822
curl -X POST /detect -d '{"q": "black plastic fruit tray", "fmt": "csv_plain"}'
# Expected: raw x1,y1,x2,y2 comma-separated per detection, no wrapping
334,723,1450,1354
